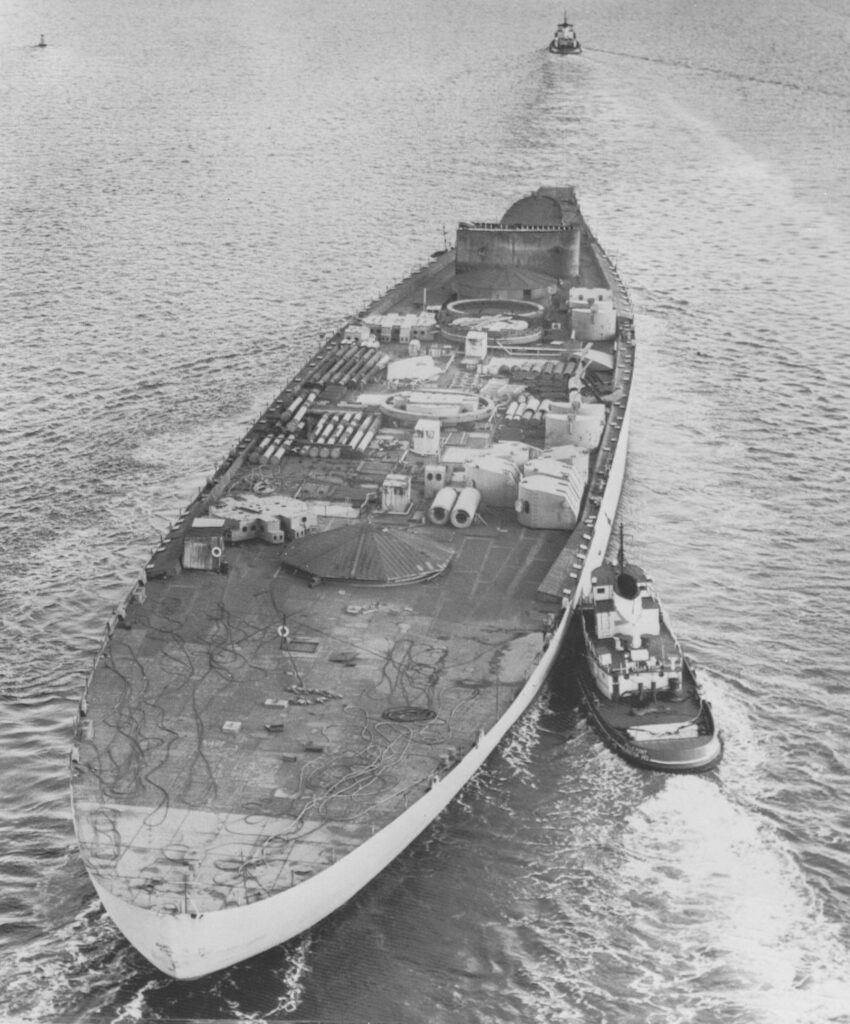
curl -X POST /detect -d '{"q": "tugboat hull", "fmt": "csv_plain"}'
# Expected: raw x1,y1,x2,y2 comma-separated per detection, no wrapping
570,551,724,774
548,12,582,54
576,665,723,773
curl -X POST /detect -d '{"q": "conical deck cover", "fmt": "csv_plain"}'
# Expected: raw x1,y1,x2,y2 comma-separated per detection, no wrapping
281,521,454,584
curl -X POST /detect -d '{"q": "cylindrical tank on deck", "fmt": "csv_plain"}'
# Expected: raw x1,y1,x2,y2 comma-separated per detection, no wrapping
309,413,332,441
450,487,481,529
348,414,375,451
353,349,384,386
522,396,541,420
356,423,379,452
329,346,364,385
428,487,458,525
318,414,342,444
279,393,305,425
328,413,355,445
285,391,317,433
254,435,276,463
339,414,364,447
534,399,551,421
267,440,288,465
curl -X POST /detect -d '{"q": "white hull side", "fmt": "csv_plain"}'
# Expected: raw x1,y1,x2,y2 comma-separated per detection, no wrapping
567,395,631,614
92,618,568,979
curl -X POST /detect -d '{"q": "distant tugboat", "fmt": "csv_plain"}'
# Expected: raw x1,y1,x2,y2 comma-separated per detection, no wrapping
36,34,47,48
548,12,582,55
574,530,723,773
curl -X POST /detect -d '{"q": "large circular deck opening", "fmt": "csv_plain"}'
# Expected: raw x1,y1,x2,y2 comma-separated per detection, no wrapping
440,298,545,346
444,298,545,323
379,389,496,427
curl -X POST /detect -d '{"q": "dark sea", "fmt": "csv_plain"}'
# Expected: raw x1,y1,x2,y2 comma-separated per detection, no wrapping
2,0,850,1021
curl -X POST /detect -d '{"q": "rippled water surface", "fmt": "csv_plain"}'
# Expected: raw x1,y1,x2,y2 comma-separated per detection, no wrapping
2,0,850,1021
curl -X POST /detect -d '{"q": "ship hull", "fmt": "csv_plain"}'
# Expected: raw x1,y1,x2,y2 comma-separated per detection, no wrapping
71,186,636,977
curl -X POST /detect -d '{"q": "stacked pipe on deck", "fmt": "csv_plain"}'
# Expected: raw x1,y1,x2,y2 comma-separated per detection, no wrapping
506,360,570,384
248,340,389,464
303,342,387,391
500,391,548,445
504,394,551,424
295,411,381,459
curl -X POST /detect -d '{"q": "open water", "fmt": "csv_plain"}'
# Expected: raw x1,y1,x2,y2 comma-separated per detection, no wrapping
2,0,850,1021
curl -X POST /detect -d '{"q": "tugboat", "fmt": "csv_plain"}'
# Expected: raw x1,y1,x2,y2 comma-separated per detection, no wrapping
548,12,582,55
574,530,723,773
